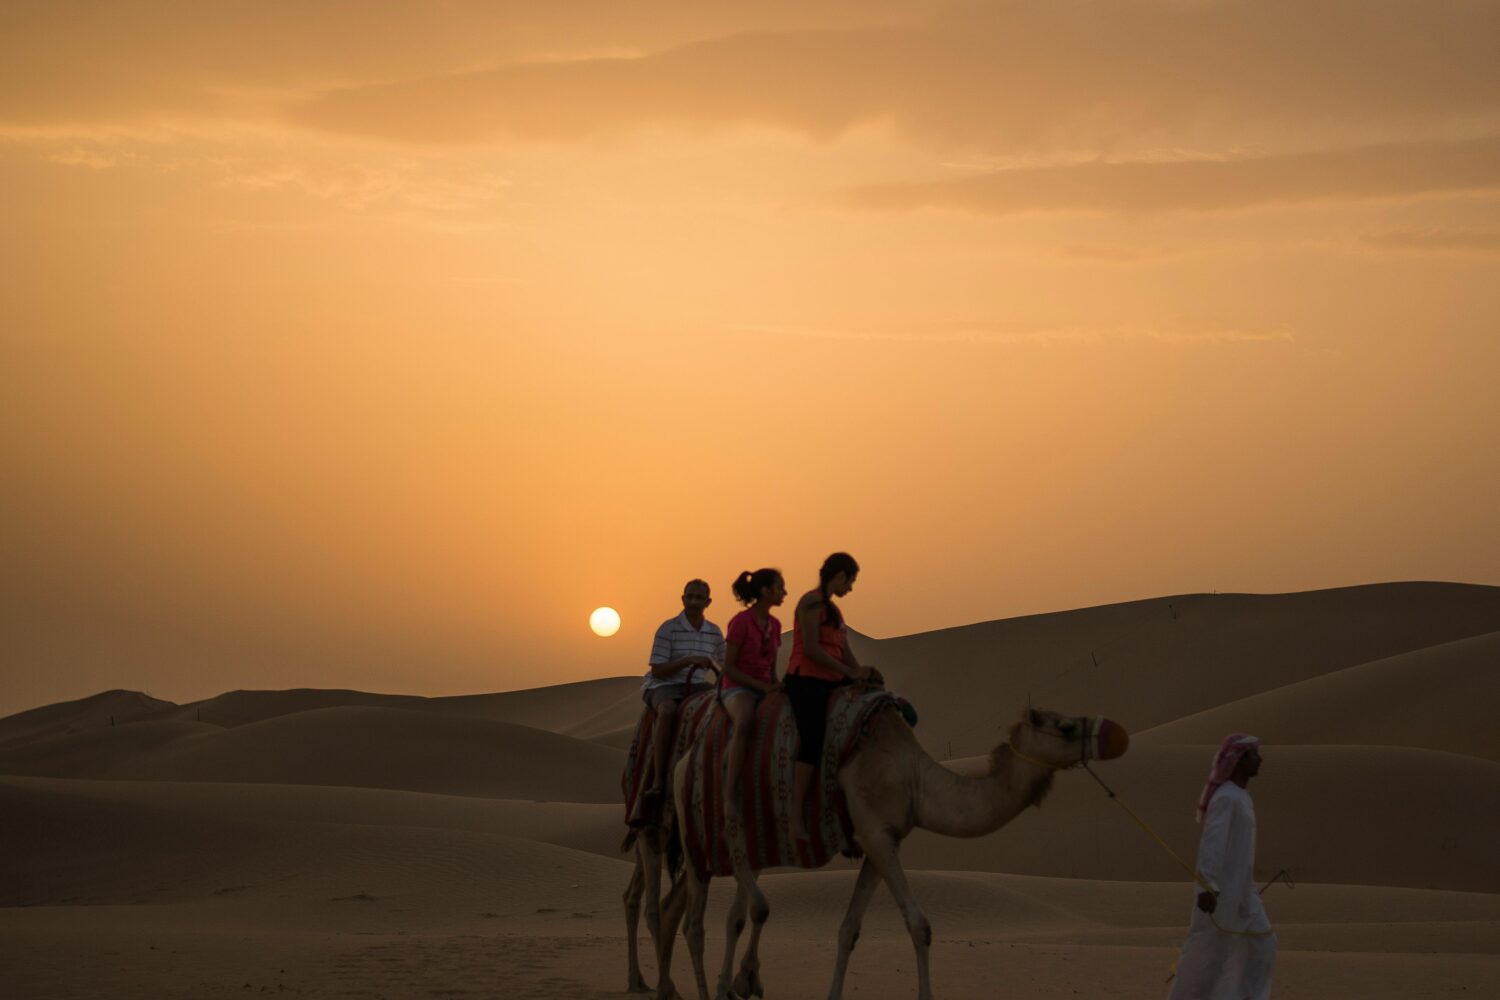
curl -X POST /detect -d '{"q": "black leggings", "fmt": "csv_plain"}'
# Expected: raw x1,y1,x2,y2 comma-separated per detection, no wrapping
784,673,851,766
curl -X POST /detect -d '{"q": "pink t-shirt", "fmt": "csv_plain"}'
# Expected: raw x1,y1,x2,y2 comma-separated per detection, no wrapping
723,609,781,689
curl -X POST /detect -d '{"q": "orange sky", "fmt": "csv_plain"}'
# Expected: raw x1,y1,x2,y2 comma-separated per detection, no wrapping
3,0,1499,716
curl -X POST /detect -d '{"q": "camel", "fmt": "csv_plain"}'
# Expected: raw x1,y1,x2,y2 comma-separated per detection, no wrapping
655,705,1130,1000
623,688,713,993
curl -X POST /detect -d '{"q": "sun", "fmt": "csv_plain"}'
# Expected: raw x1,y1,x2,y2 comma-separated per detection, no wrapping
589,606,621,637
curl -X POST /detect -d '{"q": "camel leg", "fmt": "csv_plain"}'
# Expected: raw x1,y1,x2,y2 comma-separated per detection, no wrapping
625,846,651,993
639,829,667,991
661,758,713,1000
655,871,689,1000
718,784,770,1000
861,835,933,1000
732,870,768,999
682,865,713,1000
716,882,750,1000
826,858,883,1000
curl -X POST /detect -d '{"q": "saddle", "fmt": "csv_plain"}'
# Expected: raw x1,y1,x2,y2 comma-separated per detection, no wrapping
674,687,898,878
621,689,717,829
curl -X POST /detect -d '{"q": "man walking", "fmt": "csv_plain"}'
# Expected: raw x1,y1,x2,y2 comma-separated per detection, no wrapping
640,578,723,802
1168,733,1276,999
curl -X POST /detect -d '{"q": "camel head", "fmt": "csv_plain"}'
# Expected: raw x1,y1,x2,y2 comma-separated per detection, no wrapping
1009,708,1130,770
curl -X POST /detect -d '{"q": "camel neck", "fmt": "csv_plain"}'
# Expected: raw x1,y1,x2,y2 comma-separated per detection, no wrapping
913,744,1055,838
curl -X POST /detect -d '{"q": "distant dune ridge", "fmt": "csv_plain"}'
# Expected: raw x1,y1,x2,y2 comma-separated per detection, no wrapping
1134,629,1500,759
875,582,1500,759
3,581,1499,998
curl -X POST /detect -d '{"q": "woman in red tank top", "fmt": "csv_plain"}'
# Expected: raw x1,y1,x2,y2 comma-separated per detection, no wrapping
785,552,876,843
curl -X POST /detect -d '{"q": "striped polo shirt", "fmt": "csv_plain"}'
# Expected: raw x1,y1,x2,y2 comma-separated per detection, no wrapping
642,612,725,693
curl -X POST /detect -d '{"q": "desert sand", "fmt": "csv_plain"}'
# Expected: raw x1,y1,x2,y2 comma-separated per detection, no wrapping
4,581,1499,998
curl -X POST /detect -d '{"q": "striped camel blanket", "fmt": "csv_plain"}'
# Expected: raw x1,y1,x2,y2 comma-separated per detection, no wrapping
676,687,898,879
621,689,718,829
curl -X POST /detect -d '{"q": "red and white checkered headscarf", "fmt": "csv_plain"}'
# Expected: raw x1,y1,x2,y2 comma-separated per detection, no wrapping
1195,733,1259,823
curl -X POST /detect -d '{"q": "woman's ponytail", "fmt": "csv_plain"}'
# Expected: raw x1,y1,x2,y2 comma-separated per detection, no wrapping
732,568,782,606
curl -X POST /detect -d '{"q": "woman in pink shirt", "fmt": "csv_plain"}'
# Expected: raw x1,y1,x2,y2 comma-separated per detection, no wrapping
721,567,787,811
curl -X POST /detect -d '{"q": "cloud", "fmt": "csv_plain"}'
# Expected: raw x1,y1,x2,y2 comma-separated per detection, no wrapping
839,137,1500,215
46,148,122,170
735,322,1295,346
205,156,511,214
0,1,917,127
4,2,1496,161
6,124,514,226
289,1,1500,150
1359,229,1500,255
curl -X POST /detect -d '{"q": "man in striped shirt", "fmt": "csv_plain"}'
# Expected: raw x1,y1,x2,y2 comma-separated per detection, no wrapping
641,579,724,801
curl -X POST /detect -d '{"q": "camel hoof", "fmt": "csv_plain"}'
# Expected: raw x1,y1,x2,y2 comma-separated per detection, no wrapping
627,975,652,994
733,970,764,998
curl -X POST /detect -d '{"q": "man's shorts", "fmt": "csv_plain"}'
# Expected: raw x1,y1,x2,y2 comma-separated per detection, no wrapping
644,681,715,711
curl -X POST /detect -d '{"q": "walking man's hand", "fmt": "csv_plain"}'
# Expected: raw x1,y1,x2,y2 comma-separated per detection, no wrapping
1196,890,1218,914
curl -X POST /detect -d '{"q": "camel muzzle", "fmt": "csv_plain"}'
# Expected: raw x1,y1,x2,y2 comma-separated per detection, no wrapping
1092,717,1130,760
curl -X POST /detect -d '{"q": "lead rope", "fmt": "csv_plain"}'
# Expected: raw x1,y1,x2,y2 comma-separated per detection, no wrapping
1080,761,1277,940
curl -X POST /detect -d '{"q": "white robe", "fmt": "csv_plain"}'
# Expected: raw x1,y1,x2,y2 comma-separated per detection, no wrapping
1167,782,1276,1000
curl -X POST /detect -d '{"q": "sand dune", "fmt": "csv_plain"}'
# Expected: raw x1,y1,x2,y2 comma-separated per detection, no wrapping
1,780,628,913
0,689,178,748
1134,629,1500,759
556,689,651,741
418,676,648,731
4,582,1499,999
0,776,630,865
873,582,1500,758
4,772,1497,1000
6,739,1494,893
9,772,1499,934
0,720,221,776
166,687,424,727
0,706,624,801
164,676,645,732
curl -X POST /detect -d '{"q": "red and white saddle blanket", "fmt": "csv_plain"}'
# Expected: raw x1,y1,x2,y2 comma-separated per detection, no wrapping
676,687,898,878
621,689,718,829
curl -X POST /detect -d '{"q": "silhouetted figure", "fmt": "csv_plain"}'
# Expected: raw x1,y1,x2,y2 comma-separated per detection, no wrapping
1169,734,1276,999
640,579,722,802
784,552,880,844
720,568,785,812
